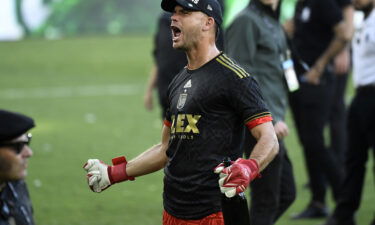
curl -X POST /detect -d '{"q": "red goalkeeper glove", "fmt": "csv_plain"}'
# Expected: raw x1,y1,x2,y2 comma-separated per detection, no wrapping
214,158,260,197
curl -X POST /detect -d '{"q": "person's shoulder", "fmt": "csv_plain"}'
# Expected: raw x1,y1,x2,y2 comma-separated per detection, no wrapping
6,180,28,192
214,53,251,81
0,181,25,199
227,8,259,35
231,8,257,25
157,12,172,28
160,12,172,21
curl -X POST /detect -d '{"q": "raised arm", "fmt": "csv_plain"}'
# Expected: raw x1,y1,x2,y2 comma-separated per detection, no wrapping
83,125,170,192
126,125,170,177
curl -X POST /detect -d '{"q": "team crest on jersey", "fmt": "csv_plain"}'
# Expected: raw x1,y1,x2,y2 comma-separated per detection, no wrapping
184,79,192,88
177,93,188,110
301,7,311,22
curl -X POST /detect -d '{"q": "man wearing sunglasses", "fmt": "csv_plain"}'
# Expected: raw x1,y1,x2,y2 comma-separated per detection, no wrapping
0,109,35,225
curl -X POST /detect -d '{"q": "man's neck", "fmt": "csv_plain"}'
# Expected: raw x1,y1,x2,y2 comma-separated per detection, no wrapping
186,42,220,70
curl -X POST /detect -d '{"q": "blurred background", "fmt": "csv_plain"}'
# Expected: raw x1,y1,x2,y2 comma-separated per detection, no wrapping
0,0,299,40
0,0,373,225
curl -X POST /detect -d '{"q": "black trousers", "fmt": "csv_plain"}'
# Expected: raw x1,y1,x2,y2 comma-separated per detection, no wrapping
317,74,349,197
333,86,375,220
289,73,344,203
329,73,349,164
249,142,296,225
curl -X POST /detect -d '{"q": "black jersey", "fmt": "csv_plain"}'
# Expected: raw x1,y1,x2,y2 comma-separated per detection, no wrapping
0,181,34,225
163,53,272,219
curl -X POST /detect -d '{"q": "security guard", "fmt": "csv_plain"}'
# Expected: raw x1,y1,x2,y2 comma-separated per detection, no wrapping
287,0,352,219
0,110,35,225
225,0,297,224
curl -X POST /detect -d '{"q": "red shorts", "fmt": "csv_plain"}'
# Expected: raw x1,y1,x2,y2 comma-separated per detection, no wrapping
163,210,224,225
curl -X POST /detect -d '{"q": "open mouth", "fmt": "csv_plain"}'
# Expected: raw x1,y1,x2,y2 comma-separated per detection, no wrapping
171,25,182,40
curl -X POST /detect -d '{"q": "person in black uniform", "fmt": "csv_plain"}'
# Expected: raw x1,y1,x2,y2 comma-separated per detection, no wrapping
329,0,354,165
311,0,354,212
286,0,352,219
225,0,296,224
144,1,225,117
83,0,279,224
0,109,35,225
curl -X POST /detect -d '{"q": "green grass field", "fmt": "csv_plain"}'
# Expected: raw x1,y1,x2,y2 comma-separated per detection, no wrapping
0,36,373,225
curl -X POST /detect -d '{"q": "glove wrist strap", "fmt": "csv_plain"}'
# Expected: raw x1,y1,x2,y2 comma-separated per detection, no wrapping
237,158,260,181
108,156,135,184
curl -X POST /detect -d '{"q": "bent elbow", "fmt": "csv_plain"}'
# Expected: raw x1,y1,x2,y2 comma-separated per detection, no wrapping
336,24,353,43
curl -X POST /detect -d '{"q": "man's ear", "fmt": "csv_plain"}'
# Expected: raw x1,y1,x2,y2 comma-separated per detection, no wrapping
203,17,215,32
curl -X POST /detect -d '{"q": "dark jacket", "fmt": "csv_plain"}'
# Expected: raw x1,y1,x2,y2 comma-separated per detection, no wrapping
225,0,289,123
0,181,34,225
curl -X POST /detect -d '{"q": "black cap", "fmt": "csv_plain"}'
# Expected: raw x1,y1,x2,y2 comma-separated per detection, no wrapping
0,110,35,143
161,0,223,26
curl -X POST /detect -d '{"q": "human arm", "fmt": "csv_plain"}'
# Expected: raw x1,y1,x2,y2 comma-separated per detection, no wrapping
247,121,279,171
215,121,279,197
334,47,351,75
83,125,170,192
126,125,170,177
274,120,289,140
143,12,165,111
304,2,353,84
283,19,295,39
144,65,158,111
304,21,351,84
334,5,354,75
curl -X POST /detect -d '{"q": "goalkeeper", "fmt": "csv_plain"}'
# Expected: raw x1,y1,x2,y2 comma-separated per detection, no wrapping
83,0,279,224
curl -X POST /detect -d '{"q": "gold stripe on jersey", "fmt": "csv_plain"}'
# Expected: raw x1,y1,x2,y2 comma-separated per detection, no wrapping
244,112,272,124
221,55,250,78
216,57,245,78
217,55,249,78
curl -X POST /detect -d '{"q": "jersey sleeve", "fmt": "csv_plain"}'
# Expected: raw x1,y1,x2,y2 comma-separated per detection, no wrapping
226,75,273,129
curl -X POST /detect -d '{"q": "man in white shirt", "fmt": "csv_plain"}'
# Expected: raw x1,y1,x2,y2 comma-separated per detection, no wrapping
322,0,375,224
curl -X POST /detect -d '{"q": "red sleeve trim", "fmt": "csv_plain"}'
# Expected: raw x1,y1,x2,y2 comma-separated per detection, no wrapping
245,116,273,130
163,120,172,127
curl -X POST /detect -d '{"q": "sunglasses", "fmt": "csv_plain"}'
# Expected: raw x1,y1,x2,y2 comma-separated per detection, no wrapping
0,133,32,154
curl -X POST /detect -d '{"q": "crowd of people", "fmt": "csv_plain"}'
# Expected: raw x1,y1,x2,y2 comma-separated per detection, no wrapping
1,0,374,224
